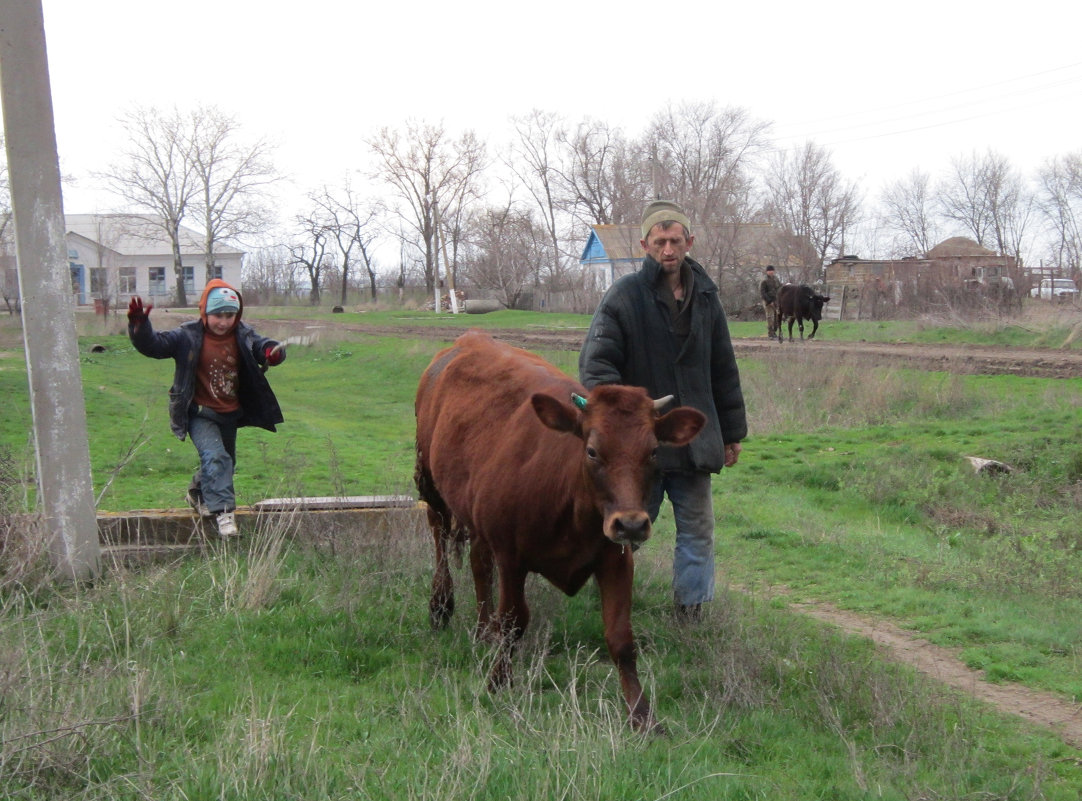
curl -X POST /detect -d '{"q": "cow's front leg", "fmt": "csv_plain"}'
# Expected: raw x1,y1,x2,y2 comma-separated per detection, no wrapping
596,544,662,733
487,563,529,692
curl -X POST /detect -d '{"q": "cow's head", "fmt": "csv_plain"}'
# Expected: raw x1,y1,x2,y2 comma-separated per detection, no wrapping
811,293,830,320
531,385,705,547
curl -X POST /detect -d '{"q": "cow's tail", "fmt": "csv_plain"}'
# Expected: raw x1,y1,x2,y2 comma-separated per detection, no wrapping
414,441,467,566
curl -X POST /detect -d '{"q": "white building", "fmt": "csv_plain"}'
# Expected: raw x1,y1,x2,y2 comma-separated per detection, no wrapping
63,214,244,307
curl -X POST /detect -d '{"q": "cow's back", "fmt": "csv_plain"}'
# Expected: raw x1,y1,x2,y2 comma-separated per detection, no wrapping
777,283,807,316
416,330,581,531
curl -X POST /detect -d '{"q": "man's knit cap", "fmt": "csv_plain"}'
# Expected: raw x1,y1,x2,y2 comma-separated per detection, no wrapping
641,200,691,239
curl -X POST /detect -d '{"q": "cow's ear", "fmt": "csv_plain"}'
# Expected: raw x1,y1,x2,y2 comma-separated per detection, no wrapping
655,407,706,446
531,392,579,433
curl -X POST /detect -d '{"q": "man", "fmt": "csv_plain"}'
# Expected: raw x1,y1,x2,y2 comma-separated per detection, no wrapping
579,200,746,621
760,265,782,339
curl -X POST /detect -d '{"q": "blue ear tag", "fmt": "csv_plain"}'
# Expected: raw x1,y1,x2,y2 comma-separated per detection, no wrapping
571,393,588,410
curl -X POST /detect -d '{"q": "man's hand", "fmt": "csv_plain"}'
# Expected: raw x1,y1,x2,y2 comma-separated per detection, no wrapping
127,296,152,330
724,442,742,468
264,344,285,367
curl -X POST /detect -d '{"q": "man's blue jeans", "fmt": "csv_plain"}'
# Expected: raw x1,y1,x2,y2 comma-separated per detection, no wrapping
187,407,240,514
647,470,715,606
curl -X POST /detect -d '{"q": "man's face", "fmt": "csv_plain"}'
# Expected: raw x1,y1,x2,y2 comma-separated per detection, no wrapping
207,312,237,336
641,223,694,276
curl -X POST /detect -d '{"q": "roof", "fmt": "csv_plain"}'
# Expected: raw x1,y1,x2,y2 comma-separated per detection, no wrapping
581,222,804,268
924,237,997,259
64,214,243,257
582,225,645,262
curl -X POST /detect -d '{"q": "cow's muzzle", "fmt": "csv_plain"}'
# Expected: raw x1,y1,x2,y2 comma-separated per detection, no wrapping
606,511,651,547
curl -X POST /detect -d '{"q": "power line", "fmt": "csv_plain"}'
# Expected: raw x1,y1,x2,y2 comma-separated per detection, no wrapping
772,61,1082,149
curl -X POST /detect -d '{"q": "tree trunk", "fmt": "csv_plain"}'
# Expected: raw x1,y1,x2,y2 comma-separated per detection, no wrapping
173,240,187,306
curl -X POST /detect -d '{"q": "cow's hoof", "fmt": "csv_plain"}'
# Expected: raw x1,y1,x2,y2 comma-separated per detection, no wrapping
631,713,667,736
487,668,512,692
429,599,454,630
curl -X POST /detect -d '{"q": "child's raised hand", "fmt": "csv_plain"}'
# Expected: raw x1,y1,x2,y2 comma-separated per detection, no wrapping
127,296,153,329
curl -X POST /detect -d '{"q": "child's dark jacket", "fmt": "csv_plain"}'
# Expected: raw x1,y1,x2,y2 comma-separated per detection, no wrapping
128,279,284,440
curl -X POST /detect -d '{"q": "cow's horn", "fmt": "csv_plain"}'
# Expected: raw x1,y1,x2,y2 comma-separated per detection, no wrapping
653,395,674,410
571,393,588,410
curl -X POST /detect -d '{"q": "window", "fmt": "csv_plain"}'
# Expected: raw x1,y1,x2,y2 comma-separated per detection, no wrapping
183,266,195,294
148,267,166,296
90,268,107,296
208,263,223,281
118,267,136,295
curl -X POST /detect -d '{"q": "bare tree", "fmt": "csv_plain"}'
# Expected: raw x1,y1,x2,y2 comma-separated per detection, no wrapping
310,179,381,303
368,120,487,296
552,118,637,229
1037,152,1082,272
287,211,331,305
938,150,1032,261
465,200,552,309
643,102,767,222
641,101,769,274
101,106,198,306
765,142,862,280
508,110,574,289
880,168,939,256
432,132,486,297
243,243,296,303
188,106,277,284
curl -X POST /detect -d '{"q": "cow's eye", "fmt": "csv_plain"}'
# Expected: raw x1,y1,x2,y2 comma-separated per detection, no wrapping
585,446,599,461
649,448,658,462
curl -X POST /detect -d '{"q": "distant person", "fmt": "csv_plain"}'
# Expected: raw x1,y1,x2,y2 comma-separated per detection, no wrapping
760,265,782,338
579,199,747,622
127,280,286,537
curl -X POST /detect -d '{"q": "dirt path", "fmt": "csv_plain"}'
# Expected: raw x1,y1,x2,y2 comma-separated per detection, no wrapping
286,318,1082,747
784,598,1082,749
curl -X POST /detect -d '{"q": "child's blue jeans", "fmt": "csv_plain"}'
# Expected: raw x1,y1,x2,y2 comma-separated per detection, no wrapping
187,407,240,514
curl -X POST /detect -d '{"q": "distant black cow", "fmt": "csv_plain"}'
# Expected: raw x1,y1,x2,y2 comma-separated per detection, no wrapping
776,283,830,342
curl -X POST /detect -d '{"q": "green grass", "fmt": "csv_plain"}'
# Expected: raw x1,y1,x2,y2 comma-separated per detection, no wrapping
3,309,1082,798
4,535,1080,800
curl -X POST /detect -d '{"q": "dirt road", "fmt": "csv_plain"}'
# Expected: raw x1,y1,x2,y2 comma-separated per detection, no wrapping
320,323,1082,379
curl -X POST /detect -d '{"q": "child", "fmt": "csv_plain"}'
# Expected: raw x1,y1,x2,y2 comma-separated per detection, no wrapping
127,280,285,537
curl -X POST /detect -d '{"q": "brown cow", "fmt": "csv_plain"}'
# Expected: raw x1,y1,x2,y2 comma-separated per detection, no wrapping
414,330,705,732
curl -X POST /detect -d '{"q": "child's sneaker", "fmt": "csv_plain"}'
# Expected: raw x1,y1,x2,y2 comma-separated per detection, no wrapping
216,511,238,538
185,485,209,516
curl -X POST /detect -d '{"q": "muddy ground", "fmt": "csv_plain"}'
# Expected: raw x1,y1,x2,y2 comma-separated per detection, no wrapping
314,322,1082,379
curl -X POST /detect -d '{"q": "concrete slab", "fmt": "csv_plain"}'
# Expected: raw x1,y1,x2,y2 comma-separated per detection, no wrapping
92,497,430,565
252,495,416,511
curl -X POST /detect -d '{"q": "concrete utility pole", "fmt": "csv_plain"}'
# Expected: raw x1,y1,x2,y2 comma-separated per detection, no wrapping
0,1,101,581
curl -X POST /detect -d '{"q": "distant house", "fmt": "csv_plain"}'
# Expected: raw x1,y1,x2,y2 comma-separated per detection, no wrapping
580,222,806,291
63,214,244,307
825,237,1019,288
580,225,644,289
822,237,1021,318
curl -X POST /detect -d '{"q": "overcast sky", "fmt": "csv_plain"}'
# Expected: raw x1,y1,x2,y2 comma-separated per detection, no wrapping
24,0,1082,228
